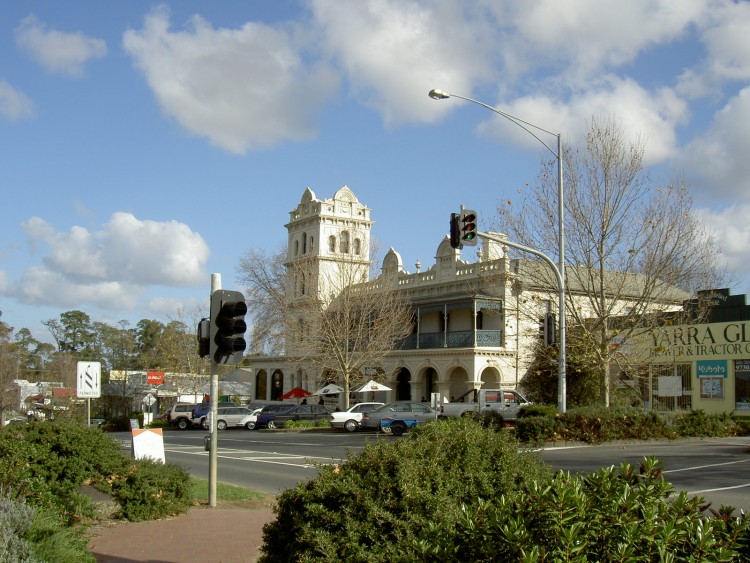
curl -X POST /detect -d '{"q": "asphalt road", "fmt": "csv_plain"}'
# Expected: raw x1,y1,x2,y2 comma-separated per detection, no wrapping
120,429,750,513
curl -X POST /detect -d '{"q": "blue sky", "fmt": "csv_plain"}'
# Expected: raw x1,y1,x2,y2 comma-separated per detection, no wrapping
2,0,750,343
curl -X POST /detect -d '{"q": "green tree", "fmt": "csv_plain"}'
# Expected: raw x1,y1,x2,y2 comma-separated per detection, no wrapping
43,310,99,360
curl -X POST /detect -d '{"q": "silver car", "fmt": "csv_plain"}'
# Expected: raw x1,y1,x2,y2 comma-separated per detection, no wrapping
359,401,438,435
203,406,255,430
329,402,384,432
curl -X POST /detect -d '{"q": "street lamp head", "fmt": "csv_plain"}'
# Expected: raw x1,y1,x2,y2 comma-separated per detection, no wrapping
428,89,450,100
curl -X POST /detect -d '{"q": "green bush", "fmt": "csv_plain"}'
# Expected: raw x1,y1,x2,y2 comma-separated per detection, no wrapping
516,414,561,443
283,418,330,429
0,492,95,563
518,403,558,418
0,493,38,562
0,420,127,520
260,418,552,562
675,410,740,437
107,459,193,521
419,457,750,561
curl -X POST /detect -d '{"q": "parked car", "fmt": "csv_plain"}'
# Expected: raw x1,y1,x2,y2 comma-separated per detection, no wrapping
204,406,255,430
257,404,332,429
168,403,197,430
329,402,384,432
237,407,265,430
254,404,296,429
191,401,237,428
359,401,439,435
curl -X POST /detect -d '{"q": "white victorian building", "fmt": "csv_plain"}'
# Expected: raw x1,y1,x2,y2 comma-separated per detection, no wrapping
247,185,685,406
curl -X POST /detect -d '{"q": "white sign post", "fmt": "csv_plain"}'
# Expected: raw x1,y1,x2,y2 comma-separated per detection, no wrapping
77,361,101,398
77,361,101,425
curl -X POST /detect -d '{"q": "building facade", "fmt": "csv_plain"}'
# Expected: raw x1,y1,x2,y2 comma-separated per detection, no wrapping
634,288,750,417
248,185,685,407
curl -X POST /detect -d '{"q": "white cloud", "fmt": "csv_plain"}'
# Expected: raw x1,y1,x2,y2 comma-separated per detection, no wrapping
122,5,339,153
0,80,34,121
678,87,750,201
14,14,107,77
12,213,209,310
699,0,750,82
498,0,706,79
311,0,495,127
695,204,750,288
478,76,687,165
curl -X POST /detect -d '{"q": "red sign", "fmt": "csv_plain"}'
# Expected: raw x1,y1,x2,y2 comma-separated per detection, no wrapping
147,371,165,385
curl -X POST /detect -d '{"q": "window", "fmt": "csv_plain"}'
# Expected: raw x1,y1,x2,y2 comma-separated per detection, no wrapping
735,360,750,411
353,238,361,255
294,240,299,256
340,231,350,254
328,235,336,253
302,233,307,254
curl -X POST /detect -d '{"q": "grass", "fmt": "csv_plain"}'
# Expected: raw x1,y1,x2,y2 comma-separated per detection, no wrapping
189,478,272,506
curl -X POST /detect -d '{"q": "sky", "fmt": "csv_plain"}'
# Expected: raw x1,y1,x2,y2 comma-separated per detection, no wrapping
2,0,750,344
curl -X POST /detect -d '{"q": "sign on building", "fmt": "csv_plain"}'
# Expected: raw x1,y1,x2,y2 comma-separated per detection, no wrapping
76,361,101,398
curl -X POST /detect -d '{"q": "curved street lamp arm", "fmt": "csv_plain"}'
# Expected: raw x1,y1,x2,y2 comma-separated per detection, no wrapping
428,89,559,159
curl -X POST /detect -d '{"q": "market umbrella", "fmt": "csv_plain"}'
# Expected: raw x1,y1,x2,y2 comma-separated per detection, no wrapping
354,379,392,392
280,387,312,400
313,384,345,395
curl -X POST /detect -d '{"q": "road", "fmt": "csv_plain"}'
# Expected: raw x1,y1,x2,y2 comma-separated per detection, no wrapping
119,429,750,513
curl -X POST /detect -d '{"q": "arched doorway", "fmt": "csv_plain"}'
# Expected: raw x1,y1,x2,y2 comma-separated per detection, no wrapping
396,368,411,400
423,367,438,401
255,370,268,401
271,370,284,400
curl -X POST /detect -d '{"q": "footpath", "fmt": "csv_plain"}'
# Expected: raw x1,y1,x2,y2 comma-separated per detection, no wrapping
88,503,276,563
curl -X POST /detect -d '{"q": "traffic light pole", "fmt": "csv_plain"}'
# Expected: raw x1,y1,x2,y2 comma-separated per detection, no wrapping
209,273,220,508
477,231,566,413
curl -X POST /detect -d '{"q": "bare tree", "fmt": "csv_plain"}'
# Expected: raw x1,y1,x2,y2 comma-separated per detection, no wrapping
285,253,413,409
236,246,288,355
497,116,727,406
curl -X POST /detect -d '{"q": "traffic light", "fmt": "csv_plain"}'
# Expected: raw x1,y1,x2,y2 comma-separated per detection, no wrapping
541,313,556,346
459,209,478,246
197,317,210,358
450,213,461,249
209,289,248,365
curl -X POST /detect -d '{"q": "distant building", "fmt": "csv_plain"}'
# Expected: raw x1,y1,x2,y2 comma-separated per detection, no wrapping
633,288,750,416
248,185,687,406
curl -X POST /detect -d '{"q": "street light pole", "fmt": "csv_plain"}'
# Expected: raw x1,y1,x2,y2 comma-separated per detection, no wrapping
429,88,566,413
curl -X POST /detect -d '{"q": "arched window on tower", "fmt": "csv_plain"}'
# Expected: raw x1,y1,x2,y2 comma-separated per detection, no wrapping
309,236,314,252
328,235,336,253
300,272,306,296
302,233,307,254
353,238,361,255
294,240,299,256
340,231,350,254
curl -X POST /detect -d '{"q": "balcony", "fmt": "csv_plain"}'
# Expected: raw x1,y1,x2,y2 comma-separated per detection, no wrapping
397,330,503,350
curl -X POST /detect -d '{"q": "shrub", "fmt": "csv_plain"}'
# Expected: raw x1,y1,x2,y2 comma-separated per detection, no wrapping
675,410,740,437
518,403,558,418
516,414,560,443
0,493,37,562
107,459,193,521
260,418,552,562
0,420,127,520
0,492,94,563
487,458,750,561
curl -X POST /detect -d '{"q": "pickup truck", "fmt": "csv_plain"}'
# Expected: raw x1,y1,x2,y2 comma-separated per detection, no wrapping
439,389,531,422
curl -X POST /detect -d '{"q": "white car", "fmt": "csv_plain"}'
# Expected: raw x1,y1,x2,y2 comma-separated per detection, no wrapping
329,402,384,432
238,407,265,430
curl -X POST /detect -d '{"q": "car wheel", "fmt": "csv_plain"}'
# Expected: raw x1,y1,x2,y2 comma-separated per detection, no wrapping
217,420,227,430
267,420,278,429
390,422,407,436
177,418,189,430
245,421,256,430
201,419,209,430
344,419,358,432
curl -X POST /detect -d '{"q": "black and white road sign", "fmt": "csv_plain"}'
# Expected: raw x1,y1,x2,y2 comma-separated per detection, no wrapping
77,361,101,398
